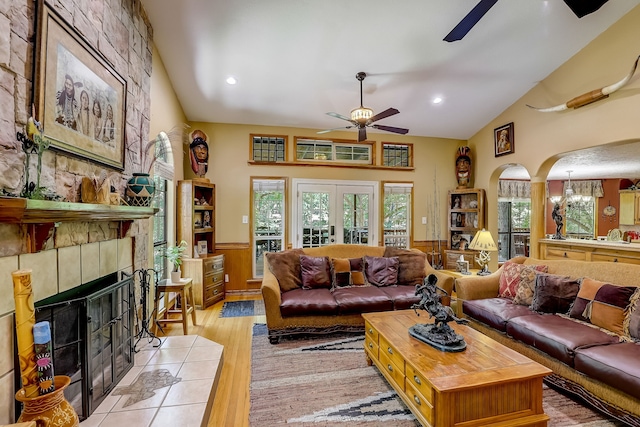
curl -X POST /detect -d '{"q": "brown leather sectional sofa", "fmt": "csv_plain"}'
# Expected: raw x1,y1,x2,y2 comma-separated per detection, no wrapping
261,244,453,344
456,256,640,420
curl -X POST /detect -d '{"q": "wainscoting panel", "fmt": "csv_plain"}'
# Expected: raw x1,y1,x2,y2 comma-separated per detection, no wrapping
215,242,254,293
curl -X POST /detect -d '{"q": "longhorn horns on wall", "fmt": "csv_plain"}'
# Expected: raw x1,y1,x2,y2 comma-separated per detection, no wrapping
526,54,639,112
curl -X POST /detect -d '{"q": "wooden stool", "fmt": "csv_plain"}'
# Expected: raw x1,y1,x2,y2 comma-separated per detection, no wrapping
153,278,197,335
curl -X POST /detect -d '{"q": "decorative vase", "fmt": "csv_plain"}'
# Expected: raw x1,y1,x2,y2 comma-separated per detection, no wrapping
15,375,79,427
126,173,155,207
170,270,182,283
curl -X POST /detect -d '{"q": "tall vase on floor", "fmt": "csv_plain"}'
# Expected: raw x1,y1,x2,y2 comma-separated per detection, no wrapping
15,375,79,427
126,172,155,207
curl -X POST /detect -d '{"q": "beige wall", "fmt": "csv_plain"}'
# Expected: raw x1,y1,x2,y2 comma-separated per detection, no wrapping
149,43,189,248
186,122,465,245
468,4,640,263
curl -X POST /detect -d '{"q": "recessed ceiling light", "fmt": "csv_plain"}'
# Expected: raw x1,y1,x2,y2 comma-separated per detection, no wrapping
432,97,443,104
226,76,237,85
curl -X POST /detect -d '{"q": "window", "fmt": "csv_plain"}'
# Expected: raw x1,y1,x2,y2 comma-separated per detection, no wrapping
150,132,175,280
295,137,372,164
252,178,286,277
566,197,595,239
252,135,286,162
497,199,531,262
383,183,412,248
382,143,412,167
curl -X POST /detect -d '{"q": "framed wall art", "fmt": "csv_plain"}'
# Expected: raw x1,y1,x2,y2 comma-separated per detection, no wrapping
494,122,514,157
35,2,127,169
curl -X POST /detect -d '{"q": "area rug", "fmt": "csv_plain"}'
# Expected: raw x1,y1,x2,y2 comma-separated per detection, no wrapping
220,300,265,318
249,324,628,426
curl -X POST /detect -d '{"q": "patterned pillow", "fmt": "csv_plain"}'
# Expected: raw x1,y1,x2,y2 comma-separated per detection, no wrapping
299,255,332,289
530,272,580,314
569,277,637,335
499,261,548,301
330,257,366,288
383,247,426,286
265,248,304,292
624,288,640,341
363,256,399,287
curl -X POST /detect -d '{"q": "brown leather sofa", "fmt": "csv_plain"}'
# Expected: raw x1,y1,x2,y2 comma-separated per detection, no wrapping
261,244,453,344
455,256,640,420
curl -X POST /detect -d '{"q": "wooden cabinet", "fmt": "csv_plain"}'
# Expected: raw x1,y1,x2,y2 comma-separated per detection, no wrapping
177,180,215,258
539,238,640,265
619,190,640,225
177,180,223,309
444,249,480,270
444,188,485,269
183,254,225,309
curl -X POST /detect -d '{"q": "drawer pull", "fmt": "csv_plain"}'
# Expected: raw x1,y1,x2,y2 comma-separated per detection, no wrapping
368,342,373,349
614,258,618,262
414,395,421,406
413,375,421,385
563,252,567,258
387,364,393,372
213,289,219,295
368,328,373,334
387,347,393,355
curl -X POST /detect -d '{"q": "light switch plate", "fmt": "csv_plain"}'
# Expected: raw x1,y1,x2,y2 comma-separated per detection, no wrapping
421,217,427,225
242,215,248,224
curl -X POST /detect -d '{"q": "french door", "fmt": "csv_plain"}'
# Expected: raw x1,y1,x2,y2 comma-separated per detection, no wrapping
292,179,378,248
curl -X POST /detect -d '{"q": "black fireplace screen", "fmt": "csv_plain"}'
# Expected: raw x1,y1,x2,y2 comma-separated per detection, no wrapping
17,272,135,421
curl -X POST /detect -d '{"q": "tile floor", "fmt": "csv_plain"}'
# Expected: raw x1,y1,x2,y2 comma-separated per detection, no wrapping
79,335,223,427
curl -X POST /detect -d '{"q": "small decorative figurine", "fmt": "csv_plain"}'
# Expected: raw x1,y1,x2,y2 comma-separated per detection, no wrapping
409,274,468,352
551,202,565,240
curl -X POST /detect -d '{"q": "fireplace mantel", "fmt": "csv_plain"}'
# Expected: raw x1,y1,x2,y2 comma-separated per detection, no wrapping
0,196,157,223
0,196,157,253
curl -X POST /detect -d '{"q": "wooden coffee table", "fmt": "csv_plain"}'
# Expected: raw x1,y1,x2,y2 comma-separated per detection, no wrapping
363,310,551,427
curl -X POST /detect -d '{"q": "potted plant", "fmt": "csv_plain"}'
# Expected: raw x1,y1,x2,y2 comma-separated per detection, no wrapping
165,240,188,282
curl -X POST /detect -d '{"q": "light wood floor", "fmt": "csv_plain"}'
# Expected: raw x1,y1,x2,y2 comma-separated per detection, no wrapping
155,294,263,427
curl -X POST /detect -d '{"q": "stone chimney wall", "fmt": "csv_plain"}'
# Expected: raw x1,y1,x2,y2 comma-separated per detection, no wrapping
0,0,155,423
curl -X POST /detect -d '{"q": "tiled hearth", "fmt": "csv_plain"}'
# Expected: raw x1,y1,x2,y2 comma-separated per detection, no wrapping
80,335,223,427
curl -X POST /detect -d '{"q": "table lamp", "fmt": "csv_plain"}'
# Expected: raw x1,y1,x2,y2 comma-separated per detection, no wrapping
467,229,498,276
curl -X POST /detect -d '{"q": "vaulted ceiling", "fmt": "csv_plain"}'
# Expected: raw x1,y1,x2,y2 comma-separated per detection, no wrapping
141,0,640,180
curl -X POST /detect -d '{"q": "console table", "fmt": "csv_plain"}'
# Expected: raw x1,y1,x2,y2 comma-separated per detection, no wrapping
362,310,550,427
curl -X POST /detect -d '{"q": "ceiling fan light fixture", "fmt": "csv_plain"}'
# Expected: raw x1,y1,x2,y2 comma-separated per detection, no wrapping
350,106,373,123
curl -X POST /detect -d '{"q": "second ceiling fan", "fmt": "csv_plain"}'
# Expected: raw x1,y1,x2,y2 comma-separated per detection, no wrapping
318,72,409,142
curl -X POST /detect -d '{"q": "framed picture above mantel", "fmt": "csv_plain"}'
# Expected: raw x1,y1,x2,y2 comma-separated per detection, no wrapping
35,1,127,170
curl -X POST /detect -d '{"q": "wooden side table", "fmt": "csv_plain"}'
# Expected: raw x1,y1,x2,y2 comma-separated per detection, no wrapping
153,278,197,335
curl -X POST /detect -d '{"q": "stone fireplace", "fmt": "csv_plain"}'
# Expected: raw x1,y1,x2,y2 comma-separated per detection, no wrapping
0,232,146,423
30,271,136,420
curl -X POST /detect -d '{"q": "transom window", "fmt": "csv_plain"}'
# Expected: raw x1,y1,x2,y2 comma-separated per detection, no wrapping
382,143,412,167
252,135,286,162
295,137,372,164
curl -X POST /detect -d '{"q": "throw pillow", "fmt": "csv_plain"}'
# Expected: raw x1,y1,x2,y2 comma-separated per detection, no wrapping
265,248,304,292
499,261,548,301
383,247,426,286
299,255,332,289
624,288,640,341
569,277,636,335
530,272,580,314
330,257,366,288
363,256,399,287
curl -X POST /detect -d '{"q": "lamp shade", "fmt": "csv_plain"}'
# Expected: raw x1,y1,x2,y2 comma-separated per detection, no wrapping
467,229,498,252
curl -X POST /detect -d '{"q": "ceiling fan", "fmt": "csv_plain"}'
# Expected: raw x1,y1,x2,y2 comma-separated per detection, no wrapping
318,72,409,142
444,0,610,42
